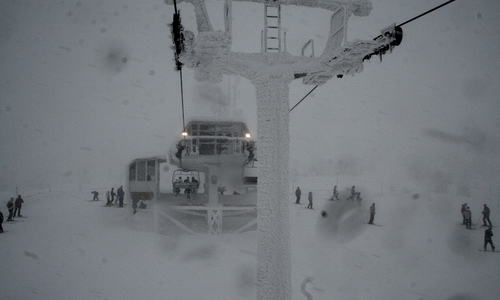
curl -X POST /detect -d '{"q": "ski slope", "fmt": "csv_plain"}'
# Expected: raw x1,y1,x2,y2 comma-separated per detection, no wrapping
1,181,499,300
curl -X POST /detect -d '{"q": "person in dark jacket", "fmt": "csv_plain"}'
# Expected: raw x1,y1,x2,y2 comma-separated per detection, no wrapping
307,191,313,209
482,204,493,227
332,186,339,201
14,195,24,217
346,185,356,201
461,203,467,225
484,227,495,251
295,187,301,204
463,206,472,229
7,198,14,221
110,188,116,205
91,191,99,201
117,186,124,207
0,210,4,232
368,203,376,224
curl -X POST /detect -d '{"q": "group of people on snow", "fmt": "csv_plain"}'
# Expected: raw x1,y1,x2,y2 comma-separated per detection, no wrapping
1,195,25,233
460,203,495,251
96,186,124,207
295,185,375,224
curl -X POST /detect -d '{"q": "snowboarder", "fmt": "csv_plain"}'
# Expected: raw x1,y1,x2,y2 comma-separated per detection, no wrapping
295,187,301,204
307,191,313,209
461,203,467,225
346,185,356,201
484,227,495,251
117,186,124,207
463,206,472,229
105,191,111,206
332,186,339,201
14,195,24,217
368,203,376,224
7,198,14,221
110,188,116,205
91,191,99,201
482,204,493,227
0,210,4,233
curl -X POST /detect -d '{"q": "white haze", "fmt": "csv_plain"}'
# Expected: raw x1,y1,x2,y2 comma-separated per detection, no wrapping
1,0,500,299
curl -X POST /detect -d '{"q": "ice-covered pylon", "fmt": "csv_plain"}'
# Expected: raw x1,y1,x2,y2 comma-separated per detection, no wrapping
164,1,402,299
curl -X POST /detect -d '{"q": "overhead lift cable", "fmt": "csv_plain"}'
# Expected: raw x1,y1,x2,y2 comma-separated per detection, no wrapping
289,0,457,113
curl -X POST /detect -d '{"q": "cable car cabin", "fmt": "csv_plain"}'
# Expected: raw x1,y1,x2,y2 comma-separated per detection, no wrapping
242,159,258,185
128,157,166,201
177,121,253,159
172,169,200,190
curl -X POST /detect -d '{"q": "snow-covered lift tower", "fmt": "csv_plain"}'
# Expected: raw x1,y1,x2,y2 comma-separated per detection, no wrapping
164,0,402,299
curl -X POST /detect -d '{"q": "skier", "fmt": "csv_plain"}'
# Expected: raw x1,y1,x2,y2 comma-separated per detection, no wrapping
91,191,99,201
463,206,472,229
332,186,339,201
117,186,124,207
110,188,116,205
105,191,111,206
346,185,356,201
461,203,467,225
307,191,313,209
368,203,376,224
484,227,495,251
482,204,493,228
14,195,24,217
0,210,4,233
7,198,14,221
295,187,301,204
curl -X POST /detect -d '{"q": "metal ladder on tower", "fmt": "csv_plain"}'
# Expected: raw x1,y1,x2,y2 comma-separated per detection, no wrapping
263,2,281,52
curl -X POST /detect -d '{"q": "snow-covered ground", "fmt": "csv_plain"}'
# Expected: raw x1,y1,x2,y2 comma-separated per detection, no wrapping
1,181,499,300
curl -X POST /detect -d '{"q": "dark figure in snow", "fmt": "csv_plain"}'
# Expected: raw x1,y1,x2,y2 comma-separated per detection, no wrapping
110,188,116,205
307,191,313,209
332,186,339,201
295,187,301,204
117,186,124,207
484,227,495,251
368,203,376,224
14,195,24,217
105,191,111,206
482,204,493,227
91,191,99,201
7,198,14,221
346,186,356,201
463,206,472,229
0,210,4,233
184,177,191,198
461,203,468,225
356,192,363,204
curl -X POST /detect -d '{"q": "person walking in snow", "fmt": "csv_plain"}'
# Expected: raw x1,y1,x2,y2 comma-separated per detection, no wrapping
0,210,4,233
110,188,116,205
307,191,313,209
461,203,468,225
105,191,111,206
117,186,124,207
332,185,339,201
356,192,363,204
14,195,24,217
346,185,356,201
295,187,301,204
91,191,99,201
463,206,472,229
482,204,493,227
484,227,495,251
7,198,14,221
368,203,376,224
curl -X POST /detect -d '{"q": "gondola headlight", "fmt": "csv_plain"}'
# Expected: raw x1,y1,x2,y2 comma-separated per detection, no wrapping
245,133,251,138
182,132,188,137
